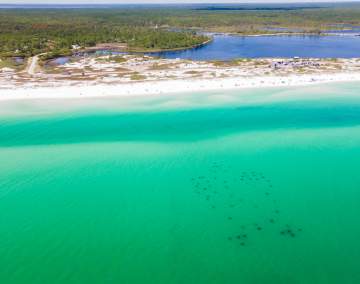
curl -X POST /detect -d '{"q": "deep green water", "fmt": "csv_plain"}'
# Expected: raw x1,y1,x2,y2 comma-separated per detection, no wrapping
1,83,360,283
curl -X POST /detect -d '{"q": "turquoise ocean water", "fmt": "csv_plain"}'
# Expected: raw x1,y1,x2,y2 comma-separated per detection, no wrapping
1,83,360,283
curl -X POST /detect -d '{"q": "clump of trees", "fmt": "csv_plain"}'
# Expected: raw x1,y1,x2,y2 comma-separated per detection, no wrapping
0,9,209,58
2,4,360,58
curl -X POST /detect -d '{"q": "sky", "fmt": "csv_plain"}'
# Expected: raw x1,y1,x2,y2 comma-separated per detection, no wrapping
1,0,359,4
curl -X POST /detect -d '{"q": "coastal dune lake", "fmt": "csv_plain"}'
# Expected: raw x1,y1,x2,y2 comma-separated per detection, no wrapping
152,34,360,60
1,83,360,283
56,34,360,65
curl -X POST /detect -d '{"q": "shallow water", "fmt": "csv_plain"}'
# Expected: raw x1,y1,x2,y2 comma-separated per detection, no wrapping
1,83,360,283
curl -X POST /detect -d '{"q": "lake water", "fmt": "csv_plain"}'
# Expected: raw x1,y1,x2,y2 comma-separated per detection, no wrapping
1,83,360,283
151,34,360,60
49,34,360,66
48,33,360,66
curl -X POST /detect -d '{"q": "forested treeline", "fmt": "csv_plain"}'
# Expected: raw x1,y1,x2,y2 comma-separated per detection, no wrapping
0,9,209,57
1,5,360,58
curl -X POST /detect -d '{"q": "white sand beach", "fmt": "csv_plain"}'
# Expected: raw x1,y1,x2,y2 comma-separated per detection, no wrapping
1,55,360,101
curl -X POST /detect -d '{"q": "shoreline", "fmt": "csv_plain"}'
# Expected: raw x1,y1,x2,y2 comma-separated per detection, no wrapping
80,38,213,54
1,72,360,102
127,38,214,53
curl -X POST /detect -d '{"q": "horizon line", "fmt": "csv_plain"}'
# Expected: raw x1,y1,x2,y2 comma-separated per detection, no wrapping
1,1,360,4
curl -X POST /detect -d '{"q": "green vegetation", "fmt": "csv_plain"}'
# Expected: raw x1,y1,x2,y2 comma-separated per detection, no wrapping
150,62,179,70
162,4,360,34
1,3,360,59
130,73,147,81
0,57,25,70
0,58,15,68
211,58,253,67
112,56,128,63
39,49,73,61
0,9,208,58
95,56,128,64
184,70,200,75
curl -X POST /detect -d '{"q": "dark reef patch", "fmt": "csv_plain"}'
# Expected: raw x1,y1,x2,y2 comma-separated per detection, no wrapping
190,162,303,247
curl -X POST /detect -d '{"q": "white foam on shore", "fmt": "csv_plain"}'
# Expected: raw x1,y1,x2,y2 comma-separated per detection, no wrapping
1,72,360,101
